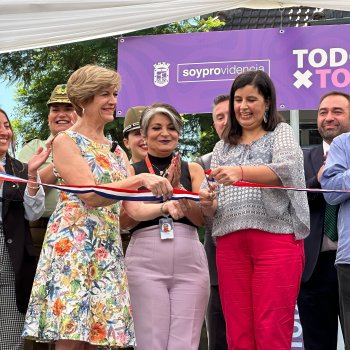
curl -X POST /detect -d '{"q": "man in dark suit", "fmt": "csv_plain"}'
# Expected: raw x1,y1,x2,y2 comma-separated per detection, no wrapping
297,91,350,350
197,94,229,350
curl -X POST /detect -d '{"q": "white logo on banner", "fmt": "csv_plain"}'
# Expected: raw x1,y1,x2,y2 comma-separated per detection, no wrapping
293,70,313,88
293,48,350,89
154,62,170,87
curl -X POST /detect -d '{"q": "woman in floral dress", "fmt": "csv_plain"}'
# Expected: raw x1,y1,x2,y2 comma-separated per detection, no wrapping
23,65,189,350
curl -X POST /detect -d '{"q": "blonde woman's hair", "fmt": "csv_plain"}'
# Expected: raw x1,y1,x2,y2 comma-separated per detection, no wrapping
67,64,121,116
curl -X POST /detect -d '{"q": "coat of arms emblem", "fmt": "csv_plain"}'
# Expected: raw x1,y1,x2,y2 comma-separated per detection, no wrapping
154,62,170,87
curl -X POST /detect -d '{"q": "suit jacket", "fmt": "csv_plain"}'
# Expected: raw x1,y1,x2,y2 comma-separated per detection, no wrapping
2,154,39,313
196,152,218,286
302,145,326,282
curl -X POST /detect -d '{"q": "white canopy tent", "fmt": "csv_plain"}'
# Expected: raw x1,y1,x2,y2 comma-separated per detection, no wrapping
1,0,350,54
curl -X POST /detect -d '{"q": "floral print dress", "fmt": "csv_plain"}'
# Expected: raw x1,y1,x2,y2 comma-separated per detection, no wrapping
23,131,135,348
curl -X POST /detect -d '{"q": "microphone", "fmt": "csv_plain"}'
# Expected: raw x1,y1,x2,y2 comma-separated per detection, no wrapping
110,141,118,153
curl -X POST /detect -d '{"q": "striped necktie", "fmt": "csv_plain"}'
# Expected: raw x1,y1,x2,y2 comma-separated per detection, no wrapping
324,203,339,241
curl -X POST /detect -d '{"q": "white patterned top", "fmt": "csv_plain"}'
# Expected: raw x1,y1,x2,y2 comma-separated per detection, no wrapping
210,122,310,240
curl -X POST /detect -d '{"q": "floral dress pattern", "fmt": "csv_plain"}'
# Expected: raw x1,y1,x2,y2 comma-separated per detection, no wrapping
23,131,135,348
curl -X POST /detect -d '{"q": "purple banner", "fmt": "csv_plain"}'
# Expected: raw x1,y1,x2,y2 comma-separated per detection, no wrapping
293,306,304,349
117,24,350,115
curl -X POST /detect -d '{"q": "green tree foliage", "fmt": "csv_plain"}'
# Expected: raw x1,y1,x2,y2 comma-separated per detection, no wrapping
144,16,224,34
177,113,219,161
0,38,117,144
0,16,223,157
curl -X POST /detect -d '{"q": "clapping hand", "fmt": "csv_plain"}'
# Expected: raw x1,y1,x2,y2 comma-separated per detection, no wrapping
166,152,181,188
27,146,52,175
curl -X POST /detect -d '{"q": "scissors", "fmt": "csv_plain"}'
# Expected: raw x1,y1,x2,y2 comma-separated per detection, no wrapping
204,169,217,200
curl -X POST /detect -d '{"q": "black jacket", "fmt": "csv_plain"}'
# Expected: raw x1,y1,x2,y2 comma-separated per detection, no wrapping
302,145,326,282
2,154,39,313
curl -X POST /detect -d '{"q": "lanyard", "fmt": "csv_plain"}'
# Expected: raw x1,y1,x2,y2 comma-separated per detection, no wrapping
145,154,171,177
145,154,156,174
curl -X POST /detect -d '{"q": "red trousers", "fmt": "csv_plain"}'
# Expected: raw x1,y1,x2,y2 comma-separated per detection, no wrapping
216,229,304,350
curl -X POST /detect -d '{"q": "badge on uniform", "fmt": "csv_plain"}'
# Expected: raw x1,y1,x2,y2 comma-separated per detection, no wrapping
159,217,174,239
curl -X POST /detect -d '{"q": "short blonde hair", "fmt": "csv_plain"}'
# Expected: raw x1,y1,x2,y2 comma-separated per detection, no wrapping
67,64,121,116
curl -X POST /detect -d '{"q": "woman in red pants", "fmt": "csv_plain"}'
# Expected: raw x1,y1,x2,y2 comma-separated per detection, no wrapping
200,70,309,350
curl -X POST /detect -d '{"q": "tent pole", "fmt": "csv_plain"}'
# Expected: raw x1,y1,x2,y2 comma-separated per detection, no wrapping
290,109,300,145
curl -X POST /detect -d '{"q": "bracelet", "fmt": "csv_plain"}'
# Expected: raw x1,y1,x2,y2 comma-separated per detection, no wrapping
28,174,38,179
27,184,39,190
160,202,169,217
239,165,243,181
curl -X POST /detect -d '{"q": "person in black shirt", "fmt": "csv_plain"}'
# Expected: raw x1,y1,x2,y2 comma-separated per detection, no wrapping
125,102,209,350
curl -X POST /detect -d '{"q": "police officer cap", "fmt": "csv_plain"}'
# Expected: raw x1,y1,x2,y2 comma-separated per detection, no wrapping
47,84,71,105
123,106,146,136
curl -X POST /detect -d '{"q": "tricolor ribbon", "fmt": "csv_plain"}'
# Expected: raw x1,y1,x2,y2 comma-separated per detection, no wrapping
0,172,199,201
1,171,349,202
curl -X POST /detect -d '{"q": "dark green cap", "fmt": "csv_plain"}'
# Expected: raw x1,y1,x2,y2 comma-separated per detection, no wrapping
47,84,71,105
123,106,146,135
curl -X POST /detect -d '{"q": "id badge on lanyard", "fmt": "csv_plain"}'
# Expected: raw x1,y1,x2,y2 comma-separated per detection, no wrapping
159,217,174,239
145,154,176,239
